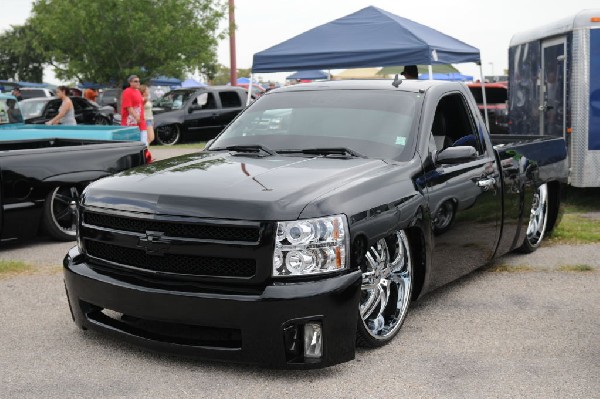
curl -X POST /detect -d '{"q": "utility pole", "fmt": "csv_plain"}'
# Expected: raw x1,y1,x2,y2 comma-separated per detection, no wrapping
229,0,237,86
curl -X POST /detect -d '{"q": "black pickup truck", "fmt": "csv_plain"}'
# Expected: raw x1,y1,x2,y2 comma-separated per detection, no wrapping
64,80,568,368
152,86,248,145
0,138,148,243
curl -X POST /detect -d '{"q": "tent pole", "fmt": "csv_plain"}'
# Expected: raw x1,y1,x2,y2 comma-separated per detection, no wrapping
478,63,490,132
246,73,253,106
428,65,433,80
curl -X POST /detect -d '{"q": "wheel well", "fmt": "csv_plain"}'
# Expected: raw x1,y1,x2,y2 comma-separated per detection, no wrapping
545,180,564,235
405,227,426,300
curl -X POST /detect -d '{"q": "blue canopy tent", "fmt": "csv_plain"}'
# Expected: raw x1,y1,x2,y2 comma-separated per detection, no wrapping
78,82,106,89
148,76,182,86
250,6,489,126
419,72,474,81
286,70,329,80
181,78,206,88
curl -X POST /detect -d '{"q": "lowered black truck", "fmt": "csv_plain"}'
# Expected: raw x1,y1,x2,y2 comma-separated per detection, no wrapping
64,80,568,368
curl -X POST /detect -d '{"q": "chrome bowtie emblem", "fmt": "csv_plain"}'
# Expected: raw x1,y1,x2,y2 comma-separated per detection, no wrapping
137,231,170,256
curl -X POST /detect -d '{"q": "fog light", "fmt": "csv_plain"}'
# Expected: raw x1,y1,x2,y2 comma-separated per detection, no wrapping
303,322,323,359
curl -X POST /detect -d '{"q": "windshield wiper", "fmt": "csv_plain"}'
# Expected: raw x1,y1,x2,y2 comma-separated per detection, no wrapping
210,144,277,156
279,147,366,158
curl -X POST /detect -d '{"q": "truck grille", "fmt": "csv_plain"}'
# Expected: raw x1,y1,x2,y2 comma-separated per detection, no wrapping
85,240,256,278
84,211,259,242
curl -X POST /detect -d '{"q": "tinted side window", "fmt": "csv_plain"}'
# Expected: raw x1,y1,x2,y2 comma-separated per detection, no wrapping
21,90,44,99
432,93,484,155
72,98,92,111
219,91,242,108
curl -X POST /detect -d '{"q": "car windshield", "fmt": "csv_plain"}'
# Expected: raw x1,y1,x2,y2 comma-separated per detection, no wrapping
154,89,196,110
18,99,49,120
209,89,420,160
0,98,25,124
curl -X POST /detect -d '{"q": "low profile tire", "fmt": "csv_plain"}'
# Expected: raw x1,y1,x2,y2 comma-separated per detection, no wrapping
518,183,548,253
432,199,455,234
42,186,80,241
357,230,413,348
156,124,181,145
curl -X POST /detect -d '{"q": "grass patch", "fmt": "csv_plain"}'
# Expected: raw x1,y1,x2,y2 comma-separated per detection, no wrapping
558,264,595,272
562,187,600,213
488,264,534,272
549,214,600,244
0,260,33,275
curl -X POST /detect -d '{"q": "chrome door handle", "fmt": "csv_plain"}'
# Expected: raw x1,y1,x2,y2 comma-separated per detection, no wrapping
477,177,496,190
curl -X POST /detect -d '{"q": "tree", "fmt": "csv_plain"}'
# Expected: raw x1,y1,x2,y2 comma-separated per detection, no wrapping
209,64,252,85
0,25,45,82
29,0,226,86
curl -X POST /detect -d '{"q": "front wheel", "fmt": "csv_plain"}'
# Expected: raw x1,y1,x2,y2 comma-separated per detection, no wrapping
156,124,181,145
357,230,413,347
518,183,548,253
94,116,110,125
42,186,80,241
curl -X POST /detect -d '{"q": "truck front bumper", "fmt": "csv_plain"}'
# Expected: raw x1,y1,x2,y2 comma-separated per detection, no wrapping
63,246,362,369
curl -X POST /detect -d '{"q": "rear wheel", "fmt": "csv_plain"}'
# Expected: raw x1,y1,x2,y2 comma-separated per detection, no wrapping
42,186,79,241
156,124,181,145
95,116,110,125
518,183,548,253
357,230,413,347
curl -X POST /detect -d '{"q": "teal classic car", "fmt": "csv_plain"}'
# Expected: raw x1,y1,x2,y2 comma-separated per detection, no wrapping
0,93,140,141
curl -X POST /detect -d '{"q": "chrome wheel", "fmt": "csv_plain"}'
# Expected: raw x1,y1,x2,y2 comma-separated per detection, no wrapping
433,200,455,233
358,230,412,346
43,186,79,241
525,183,548,248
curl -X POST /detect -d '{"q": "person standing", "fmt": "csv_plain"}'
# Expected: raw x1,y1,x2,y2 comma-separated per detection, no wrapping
11,87,23,101
139,84,154,144
120,75,147,145
401,65,419,80
46,86,76,125
84,88,98,102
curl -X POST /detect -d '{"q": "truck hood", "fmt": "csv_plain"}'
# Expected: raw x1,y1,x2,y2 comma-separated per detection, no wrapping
83,151,390,220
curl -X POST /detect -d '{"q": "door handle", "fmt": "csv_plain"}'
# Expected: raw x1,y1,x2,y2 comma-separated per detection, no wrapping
477,177,496,191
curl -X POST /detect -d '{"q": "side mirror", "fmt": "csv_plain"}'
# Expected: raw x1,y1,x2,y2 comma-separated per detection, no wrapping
435,146,478,164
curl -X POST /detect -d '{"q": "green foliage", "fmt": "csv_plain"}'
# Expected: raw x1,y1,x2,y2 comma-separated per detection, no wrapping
557,264,594,272
210,64,252,85
29,0,226,86
0,25,45,82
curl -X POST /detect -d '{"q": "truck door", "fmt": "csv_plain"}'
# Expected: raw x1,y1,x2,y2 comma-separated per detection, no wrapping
540,37,567,138
183,92,221,137
216,90,245,128
425,92,502,290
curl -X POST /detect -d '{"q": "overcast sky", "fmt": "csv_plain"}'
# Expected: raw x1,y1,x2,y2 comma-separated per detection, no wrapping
1,0,599,83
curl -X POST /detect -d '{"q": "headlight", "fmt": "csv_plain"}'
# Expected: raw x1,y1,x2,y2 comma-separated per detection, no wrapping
273,215,349,277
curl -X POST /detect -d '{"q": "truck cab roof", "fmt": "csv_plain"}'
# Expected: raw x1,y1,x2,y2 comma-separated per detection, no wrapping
269,79,460,94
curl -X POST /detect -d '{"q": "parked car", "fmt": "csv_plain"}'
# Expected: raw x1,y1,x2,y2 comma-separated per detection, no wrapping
467,82,509,134
19,96,114,125
237,83,266,99
97,88,122,113
64,80,568,368
152,86,247,145
19,87,55,100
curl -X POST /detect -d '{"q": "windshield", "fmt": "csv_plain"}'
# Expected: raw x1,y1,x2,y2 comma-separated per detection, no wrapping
0,98,24,124
153,89,196,110
209,89,420,160
19,99,49,120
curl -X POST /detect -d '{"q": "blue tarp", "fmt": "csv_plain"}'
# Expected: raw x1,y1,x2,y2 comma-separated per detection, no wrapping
419,72,473,81
252,6,480,73
0,80,48,88
78,82,106,89
149,76,182,86
286,70,329,80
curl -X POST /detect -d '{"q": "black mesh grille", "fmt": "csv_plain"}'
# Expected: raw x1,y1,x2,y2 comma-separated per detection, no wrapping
83,212,259,242
85,240,256,278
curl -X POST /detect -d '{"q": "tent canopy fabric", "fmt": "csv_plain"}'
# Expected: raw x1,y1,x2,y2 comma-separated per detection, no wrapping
332,68,384,80
286,70,329,80
419,72,473,81
252,6,480,73
148,76,182,86
181,78,206,88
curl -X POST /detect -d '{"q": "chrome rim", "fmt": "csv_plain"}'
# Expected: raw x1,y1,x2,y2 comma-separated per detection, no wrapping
360,231,412,340
526,183,548,247
433,200,454,230
50,186,79,237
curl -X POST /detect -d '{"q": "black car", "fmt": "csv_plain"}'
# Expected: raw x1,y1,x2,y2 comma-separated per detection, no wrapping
96,88,122,113
152,86,247,145
19,97,114,125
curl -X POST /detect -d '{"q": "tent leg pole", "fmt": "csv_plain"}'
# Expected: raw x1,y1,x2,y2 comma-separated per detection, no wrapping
246,73,253,106
428,65,433,80
479,63,490,132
